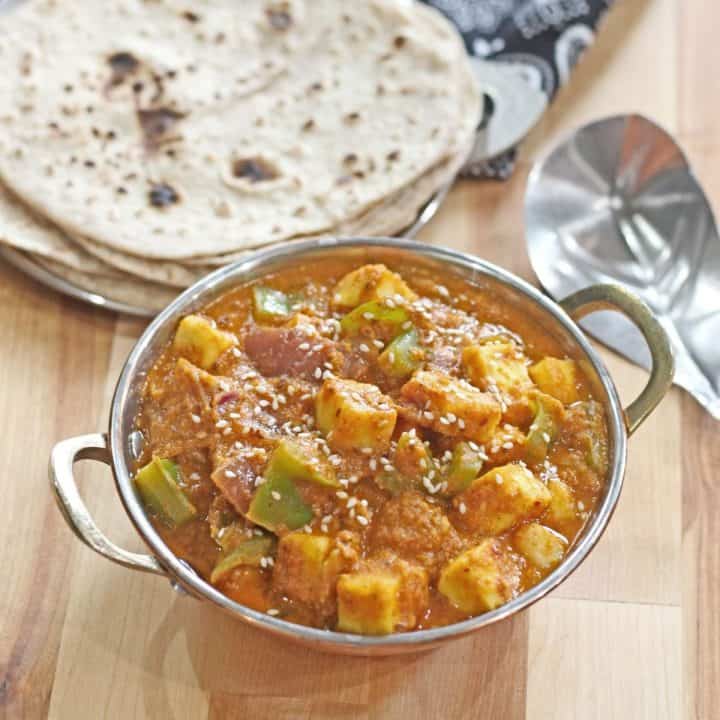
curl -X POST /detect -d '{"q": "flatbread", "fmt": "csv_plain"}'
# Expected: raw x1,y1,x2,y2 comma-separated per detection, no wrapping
184,149,465,267
0,183,123,277
0,0,479,260
69,233,215,288
34,257,179,312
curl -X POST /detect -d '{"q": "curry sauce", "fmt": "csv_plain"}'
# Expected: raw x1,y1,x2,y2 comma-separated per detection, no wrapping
135,260,608,634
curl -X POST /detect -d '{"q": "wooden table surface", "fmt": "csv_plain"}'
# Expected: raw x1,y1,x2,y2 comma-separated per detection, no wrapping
2,1,718,718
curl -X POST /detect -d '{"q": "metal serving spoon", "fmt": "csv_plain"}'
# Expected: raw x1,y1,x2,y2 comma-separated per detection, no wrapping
526,114,720,419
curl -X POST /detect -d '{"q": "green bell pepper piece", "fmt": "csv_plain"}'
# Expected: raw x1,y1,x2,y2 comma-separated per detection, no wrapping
340,300,409,336
378,327,423,378
210,535,276,584
252,286,290,322
135,457,197,528
246,472,313,533
265,439,339,488
444,442,484,495
525,394,561,465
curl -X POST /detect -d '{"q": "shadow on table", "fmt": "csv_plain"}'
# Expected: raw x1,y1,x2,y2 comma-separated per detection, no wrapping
140,595,528,719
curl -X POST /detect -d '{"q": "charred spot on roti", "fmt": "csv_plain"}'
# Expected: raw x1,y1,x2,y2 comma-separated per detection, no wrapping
266,4,292,31
181,11,201,23
137,107,186,149
394,35,407,49
343,153,358,166
387,150,401,162
344,112,360,124
231,157,279,183
301,118,315,132
149,183,180,208
107,52,140,88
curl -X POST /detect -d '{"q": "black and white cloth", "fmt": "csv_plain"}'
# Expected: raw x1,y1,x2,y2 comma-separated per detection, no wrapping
421,0,614,178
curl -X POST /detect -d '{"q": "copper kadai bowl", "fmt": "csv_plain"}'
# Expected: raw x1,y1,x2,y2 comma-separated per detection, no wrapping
49,237,674,656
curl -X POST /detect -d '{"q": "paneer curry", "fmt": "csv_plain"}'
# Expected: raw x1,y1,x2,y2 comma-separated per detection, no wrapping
135,261,609,634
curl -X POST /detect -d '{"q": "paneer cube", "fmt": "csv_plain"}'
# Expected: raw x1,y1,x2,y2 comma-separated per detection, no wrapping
400,370,501,443
512,523,567,570
438,539,520,614
273,533,332,605
332,264,416,309
172,314,236,369
336,573,401,635
462,341,533,399
544,478,576,528
336,556,429,635
315,377,396,452
393,431,435,481
529,357,580,404
486,424,526,465
453,463,551,535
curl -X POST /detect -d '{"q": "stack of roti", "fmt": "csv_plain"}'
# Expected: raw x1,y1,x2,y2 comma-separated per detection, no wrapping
0,0,479,311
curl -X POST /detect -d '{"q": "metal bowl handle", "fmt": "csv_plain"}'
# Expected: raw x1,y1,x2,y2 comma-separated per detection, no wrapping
559,284,674,435
49,433,166,575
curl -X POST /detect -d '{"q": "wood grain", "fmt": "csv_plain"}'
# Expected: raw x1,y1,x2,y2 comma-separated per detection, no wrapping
1,1,718,718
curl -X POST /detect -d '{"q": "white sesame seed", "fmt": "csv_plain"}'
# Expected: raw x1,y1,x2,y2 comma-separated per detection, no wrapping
191,414,201,424
347,497,357,509
423,411,434,421
271,490,282,501
260,557,268,568
336,490,348,499
266,608,280,616
224,469,236,478
189,472,200,481
216,419,228,428
303,524,312,533
223,427,232,436
314,367,322,379
578,500,585,511
502,441,514,450
362,311,374,320
458,502,467,515
359,343,370,353
495,474,503,484
542,432,551,443
373,339,384,349
356,515,369,526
